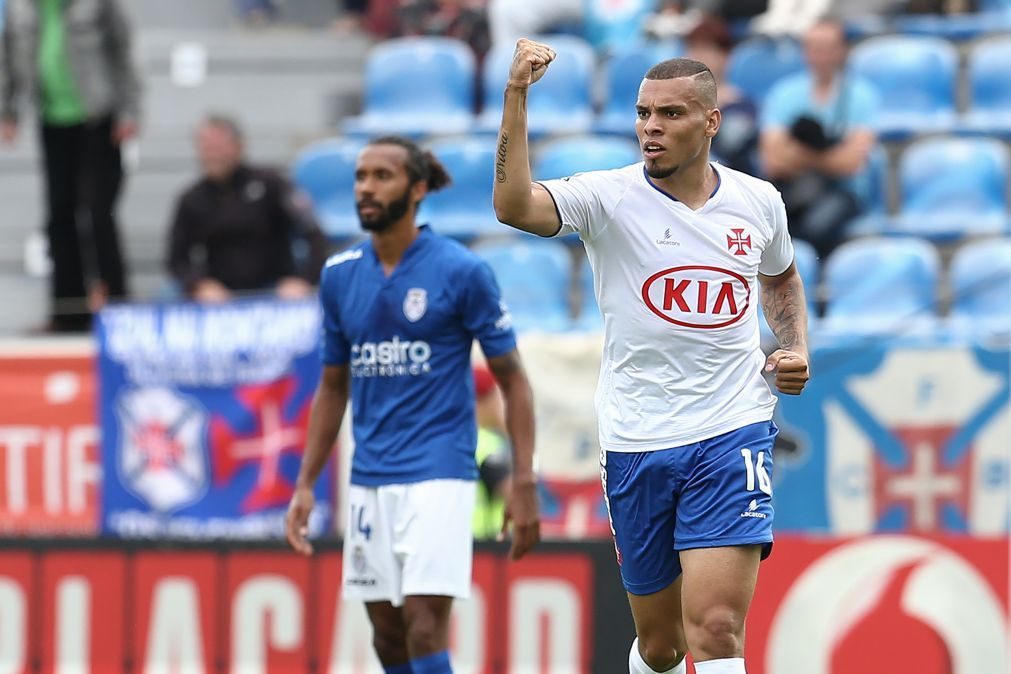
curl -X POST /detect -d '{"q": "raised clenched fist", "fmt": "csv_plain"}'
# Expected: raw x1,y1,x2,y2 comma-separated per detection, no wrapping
507,38,557,89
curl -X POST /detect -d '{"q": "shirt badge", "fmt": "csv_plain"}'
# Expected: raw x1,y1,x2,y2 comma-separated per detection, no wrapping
403,288,428,322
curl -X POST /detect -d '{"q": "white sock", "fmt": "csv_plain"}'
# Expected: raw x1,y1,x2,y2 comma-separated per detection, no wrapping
628,638,687,674
694,657,746,674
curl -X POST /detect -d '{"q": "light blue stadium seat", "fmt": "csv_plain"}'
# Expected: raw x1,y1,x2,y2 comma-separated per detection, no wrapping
848,36,958,140
533,136,641,180
344,38,475,137
594,41,684,135
291,138,364,240
417,137,502,241
477,36,596,136
889,137,1009,241
961,37,1011,137
474,240,572,333
820,238,940,339
947,237,1011,344
726,38,805,104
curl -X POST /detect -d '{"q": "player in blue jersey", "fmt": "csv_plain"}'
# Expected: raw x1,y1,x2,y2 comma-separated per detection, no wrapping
286,136,540,674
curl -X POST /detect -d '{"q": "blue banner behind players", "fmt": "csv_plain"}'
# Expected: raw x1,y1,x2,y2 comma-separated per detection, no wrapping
97,299,334,539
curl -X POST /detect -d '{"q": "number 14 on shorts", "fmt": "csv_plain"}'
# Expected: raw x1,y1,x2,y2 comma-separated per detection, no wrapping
741,448,771,495
351,504,373,540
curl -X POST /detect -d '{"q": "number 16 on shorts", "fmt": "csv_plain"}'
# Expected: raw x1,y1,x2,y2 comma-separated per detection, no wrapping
741,448,772,495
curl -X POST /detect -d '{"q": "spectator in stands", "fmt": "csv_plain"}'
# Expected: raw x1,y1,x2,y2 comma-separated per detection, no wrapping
397,0,491,60
472,365,512,540
685,15,759,174
167,115,329,303
759,16,879,257
0,0,141,332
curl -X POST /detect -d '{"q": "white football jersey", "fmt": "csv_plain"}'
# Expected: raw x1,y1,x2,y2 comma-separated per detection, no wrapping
540,163,795,452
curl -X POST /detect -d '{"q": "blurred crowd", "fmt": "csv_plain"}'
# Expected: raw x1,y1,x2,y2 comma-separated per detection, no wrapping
0,0,1007,334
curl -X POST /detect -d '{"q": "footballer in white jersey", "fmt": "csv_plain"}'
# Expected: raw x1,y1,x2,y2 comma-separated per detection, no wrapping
492,40,810,674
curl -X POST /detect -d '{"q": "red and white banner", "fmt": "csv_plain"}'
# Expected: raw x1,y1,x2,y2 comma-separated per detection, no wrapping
0,348,100,535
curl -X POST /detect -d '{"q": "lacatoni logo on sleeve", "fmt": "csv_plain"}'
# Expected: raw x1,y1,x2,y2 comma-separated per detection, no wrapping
350,337,432,377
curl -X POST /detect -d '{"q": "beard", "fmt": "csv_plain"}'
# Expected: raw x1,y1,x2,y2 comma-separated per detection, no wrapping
644,158,680,180
357,189,412,232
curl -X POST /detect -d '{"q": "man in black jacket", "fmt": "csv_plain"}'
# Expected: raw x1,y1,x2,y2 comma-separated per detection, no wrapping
167,115,329,303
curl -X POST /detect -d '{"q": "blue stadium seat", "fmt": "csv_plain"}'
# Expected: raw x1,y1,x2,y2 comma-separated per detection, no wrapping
594,41,684,136
889,137,1009,241
477,36,596,136
947,237,1011,343
584,0,655,51
961,37,1011,137
291,138,364,240
844,145,891,238
820,238,940,338
533,136,641,180
848,36,958,140
344,38,475,137
726,38,805,104
474,240,572,333
417,137,502,240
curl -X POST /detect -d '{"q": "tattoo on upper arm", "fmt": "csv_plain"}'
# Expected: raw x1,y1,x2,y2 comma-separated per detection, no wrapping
496,132,509,183
761,274,806,351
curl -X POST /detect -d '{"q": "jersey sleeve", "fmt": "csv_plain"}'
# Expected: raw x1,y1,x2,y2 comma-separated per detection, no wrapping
536,171,611,240
759,188,796,276
460,260,517,359
319,266,350,365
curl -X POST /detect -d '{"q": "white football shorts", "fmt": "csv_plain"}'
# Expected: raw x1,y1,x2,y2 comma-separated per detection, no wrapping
342,478,476,607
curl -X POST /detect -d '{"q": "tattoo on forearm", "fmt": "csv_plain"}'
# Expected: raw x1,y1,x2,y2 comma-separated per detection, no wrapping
496,132,509,183
761,276,806,352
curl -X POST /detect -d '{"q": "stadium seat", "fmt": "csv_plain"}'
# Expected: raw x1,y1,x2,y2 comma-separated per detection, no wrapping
344,38,475,137
533,136,641,180
726,38,805,104
889,137,1009,241
820,238,940,338
583,0,656,51
417,137,502,240
291,138,364,240
474,240,572,333
947,237,1011,343
477,36,596,136
848,36,958,140
594,41,684,135
961,37,1011,137
844,145,891,238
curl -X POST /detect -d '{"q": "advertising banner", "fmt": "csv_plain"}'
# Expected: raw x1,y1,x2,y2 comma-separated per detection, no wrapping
96,299,334,539
0,347,100,535
775,343,1010,535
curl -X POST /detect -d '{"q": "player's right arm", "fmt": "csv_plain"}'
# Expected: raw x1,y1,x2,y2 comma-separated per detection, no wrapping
492,38,562,237
286,363,349,555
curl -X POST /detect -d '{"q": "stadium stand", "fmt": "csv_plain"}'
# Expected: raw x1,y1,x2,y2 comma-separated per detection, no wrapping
477,35,596,135
533,135,642,179
848,35,958,140
890,136,1009,241
343,37,476,137
726,37,805,104
821,237,941,338
961,36,1011,137
419,137,502,240
474,239,573,333
291,137,364,241
947,237,1011,343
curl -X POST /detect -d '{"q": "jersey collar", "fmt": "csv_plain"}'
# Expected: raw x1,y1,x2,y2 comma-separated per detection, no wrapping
642,163,722,210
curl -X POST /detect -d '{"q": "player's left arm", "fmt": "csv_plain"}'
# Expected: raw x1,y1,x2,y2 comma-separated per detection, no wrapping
759,263,810,395
486,348,540,560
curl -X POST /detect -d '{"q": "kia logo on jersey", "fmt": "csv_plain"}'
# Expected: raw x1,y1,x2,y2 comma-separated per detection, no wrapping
641,265,750,329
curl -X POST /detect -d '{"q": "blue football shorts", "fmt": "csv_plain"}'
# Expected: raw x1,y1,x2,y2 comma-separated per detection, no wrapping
600,420,777,595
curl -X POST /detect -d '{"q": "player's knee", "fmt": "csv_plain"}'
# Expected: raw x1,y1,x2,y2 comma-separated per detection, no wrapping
404,611,445,656
639,636,682,672
372,624,409,663
688,607,743,656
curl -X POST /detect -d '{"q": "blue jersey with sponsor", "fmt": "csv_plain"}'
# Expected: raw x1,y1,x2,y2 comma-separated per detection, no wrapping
320,225,517,486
